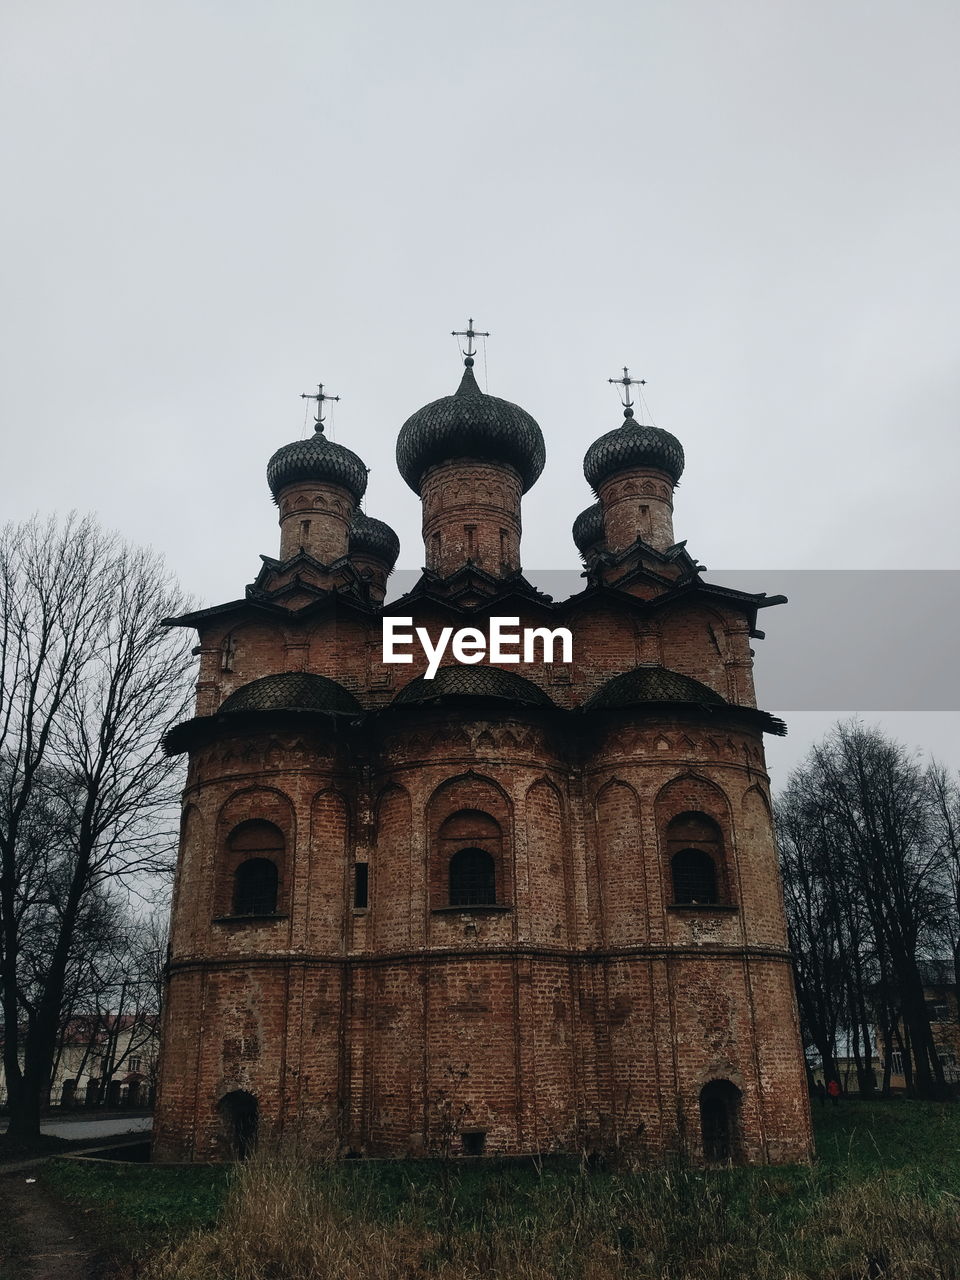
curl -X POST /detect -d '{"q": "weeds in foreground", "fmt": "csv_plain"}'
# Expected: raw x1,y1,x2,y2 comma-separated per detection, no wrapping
133,1150,960,1280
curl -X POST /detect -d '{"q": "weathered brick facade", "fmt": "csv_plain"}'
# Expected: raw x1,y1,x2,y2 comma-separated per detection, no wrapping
154,356,813,1164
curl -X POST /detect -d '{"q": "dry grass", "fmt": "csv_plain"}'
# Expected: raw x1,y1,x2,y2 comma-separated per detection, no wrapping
133,1149,960,1280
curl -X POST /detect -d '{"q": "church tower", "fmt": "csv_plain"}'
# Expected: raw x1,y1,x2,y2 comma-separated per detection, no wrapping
154,335,812,1166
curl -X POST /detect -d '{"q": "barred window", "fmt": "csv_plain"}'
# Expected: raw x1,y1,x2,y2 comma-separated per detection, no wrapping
449,847,496,906
233,858,279,915
227,821,284,917
671,849,718,905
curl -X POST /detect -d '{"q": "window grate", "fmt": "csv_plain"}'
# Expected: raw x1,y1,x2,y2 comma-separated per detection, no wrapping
234,858,279,915
671,849,718,904
449,847,496,906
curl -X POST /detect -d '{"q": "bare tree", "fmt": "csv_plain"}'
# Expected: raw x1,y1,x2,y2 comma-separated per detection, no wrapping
777,779,846,1086
0,514,193,1137
778,720,952,1099
82,907,168,1106
928,762,960,993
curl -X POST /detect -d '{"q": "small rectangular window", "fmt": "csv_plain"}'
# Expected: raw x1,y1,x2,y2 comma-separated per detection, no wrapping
354,862,369,910
299,519,311,545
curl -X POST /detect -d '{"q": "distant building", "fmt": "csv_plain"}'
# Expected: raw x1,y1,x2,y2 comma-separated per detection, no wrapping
155,341,812,1164
807,961,960,1094
880,962,960,1089
0,1014,158,1110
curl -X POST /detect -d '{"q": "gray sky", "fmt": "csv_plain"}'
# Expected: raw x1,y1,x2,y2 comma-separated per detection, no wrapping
2,0,958,788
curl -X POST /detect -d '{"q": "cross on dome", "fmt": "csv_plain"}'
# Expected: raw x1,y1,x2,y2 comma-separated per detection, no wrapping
608,366,646,420
451,318,489,368
300,382,340,434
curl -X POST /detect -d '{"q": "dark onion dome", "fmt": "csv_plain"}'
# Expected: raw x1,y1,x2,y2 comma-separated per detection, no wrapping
392,664,554,707
220,672,362,716
572,502,604,554
584,664,787,735
585,666,725,711
349,511,400,567
396,360,546,494
267,428,369,505
583,412,685,492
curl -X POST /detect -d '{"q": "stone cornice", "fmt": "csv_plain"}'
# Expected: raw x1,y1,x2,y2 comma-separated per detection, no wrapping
167,944,794,974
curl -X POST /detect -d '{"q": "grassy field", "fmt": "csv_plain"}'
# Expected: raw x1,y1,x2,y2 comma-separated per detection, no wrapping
40,1102,960,1279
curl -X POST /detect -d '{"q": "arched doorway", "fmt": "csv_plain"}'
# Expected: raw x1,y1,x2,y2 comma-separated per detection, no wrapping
699,1080,742,1162
218,1090,259,1159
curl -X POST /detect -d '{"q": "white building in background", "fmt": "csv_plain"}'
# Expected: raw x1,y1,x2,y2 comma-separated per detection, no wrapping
0,1014,159,1110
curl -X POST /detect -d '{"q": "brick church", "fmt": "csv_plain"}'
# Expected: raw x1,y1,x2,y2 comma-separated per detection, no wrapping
154,336,812,1164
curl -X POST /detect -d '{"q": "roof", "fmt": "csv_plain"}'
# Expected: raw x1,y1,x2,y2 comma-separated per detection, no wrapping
396,362,546,494
583,417,685,491
918,959,957,988
572,502,604,553
266,430,369,504
349,512,400,566
392,664,554,708
219,672,362,715
582,664,787,735
585,666,726,710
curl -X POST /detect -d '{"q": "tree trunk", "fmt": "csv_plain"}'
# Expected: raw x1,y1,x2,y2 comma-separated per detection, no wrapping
880,1022,894,1096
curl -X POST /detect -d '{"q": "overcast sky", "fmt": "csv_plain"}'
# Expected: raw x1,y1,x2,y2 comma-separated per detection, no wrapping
2,0,958,786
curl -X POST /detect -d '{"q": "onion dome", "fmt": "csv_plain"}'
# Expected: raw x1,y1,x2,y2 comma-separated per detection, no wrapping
585,666,724,711
392,665,553,707
349,512,400,568
267,428,369,505
396,360,545,494
583,412,685,493
572,502,604,554
220,672,362,716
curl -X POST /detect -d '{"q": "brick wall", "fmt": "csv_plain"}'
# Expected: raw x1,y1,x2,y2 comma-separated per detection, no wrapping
155,692,812,1164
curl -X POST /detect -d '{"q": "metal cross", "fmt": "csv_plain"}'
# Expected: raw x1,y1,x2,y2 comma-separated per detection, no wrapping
451,318,490,361
300,383,340,433
608,367,645,416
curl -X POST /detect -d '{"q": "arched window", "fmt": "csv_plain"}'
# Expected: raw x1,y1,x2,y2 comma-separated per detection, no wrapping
699,1080,741,1162
227,821,284,916
449,847,496,906
432,807,506,910
665,811,726,906
233,858,279,915
671,849,718,904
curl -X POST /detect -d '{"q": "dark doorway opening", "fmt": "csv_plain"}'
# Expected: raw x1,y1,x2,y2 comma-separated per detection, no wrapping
218,1089,259,1159
699,1079,741,1162
462,1130,487,1156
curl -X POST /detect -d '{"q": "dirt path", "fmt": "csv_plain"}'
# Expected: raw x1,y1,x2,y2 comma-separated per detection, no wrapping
0,1174,101,1280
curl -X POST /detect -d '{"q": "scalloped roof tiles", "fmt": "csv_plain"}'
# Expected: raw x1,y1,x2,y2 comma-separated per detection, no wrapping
266,432,369,504
349,512,400,566
572,502,604,552
392,664,554,707
583,420,685,491
396,364,545,494
219,672,362,716
585,665,725,710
